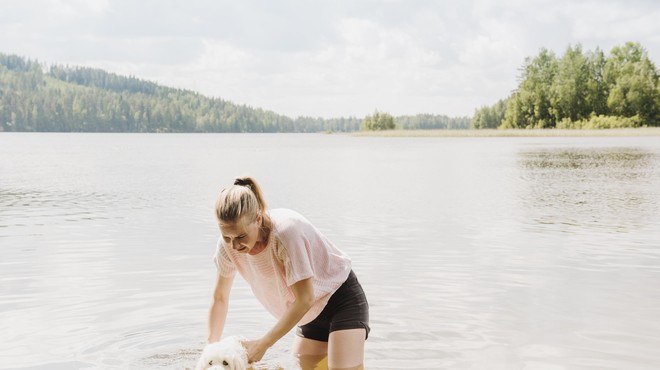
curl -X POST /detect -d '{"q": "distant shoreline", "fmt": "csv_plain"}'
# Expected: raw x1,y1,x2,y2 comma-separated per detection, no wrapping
350,128,660,137
2,128,660,136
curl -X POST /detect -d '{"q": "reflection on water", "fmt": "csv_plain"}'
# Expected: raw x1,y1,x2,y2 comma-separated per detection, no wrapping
1,134,660,369
521,149,651,171
0,188,115,234
518,147,657,234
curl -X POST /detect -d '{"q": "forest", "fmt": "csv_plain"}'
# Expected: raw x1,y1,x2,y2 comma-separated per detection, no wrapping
472,42,660,129
0,53,469,133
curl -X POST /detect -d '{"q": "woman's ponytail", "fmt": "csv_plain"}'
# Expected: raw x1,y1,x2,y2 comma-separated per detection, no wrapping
233,176,267,212
215,176,267,224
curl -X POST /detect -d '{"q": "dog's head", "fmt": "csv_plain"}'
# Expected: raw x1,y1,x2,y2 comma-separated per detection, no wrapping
195,336,248,370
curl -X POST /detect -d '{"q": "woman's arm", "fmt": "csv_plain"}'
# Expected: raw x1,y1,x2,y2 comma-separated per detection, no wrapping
243,277,315,362
207,273,235,343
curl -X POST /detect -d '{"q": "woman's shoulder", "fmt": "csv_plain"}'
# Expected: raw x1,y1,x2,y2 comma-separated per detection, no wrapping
269,208,315,236
269,208,305,220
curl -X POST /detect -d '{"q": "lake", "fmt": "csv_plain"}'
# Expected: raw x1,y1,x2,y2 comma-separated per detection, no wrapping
1,133,659,370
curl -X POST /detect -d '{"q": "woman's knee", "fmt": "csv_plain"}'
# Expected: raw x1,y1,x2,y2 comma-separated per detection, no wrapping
329,365,363,370
297,354,329,370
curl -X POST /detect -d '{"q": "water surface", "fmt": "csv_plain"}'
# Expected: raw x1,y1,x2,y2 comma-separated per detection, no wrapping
1,133,659,369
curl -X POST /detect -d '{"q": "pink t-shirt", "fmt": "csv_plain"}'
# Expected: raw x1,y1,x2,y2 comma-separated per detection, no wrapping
213,208,352,325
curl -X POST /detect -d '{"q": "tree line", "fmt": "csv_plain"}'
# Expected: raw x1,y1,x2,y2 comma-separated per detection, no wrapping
472,42,660,129
0,53,468,133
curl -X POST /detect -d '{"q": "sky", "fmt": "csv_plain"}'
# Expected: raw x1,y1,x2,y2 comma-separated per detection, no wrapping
1,0,659,119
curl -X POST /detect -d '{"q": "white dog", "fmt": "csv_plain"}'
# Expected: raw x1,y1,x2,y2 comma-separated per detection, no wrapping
195,336,249,370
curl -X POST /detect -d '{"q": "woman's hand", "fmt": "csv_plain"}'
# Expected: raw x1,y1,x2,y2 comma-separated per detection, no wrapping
242,338,269,363
243,278,315,363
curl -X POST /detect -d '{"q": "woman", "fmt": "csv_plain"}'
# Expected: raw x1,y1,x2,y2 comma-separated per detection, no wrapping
207,177,370,370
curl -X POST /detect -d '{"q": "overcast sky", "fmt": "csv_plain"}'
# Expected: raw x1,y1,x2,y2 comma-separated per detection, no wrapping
1,0,659,118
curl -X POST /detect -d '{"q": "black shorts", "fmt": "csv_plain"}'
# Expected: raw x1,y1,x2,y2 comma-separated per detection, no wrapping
296,270,370,342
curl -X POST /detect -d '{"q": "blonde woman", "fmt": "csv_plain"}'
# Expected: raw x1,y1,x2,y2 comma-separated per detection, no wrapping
207,177,370,370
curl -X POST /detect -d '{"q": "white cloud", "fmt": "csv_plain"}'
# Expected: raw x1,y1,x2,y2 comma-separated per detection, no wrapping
1,0,659,118
50,0,110,16
569,1,660,46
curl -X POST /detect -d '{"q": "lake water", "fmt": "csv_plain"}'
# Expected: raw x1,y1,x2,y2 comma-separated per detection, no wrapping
1,133,659,370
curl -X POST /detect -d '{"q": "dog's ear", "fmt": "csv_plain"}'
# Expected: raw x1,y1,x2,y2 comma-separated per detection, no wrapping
193,354,208,370
232,355,247,370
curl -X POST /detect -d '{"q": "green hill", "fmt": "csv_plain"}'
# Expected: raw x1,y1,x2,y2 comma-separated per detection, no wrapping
0,53,334,132
0,53,469,133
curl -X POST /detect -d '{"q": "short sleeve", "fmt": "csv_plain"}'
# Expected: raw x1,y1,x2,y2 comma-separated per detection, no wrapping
275,228,315,286
213,240,237,277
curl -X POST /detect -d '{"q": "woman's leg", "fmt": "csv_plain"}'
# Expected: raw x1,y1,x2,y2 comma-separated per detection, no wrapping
328,328,366,370
292,335,328,370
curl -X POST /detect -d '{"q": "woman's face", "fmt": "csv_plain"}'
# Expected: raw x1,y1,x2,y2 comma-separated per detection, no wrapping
220,214,262,254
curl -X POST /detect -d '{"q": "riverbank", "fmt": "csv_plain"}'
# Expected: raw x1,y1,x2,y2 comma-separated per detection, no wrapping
351,127,660,137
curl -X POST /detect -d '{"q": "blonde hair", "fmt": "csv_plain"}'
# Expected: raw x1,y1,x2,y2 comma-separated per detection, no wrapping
215,176,268,225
